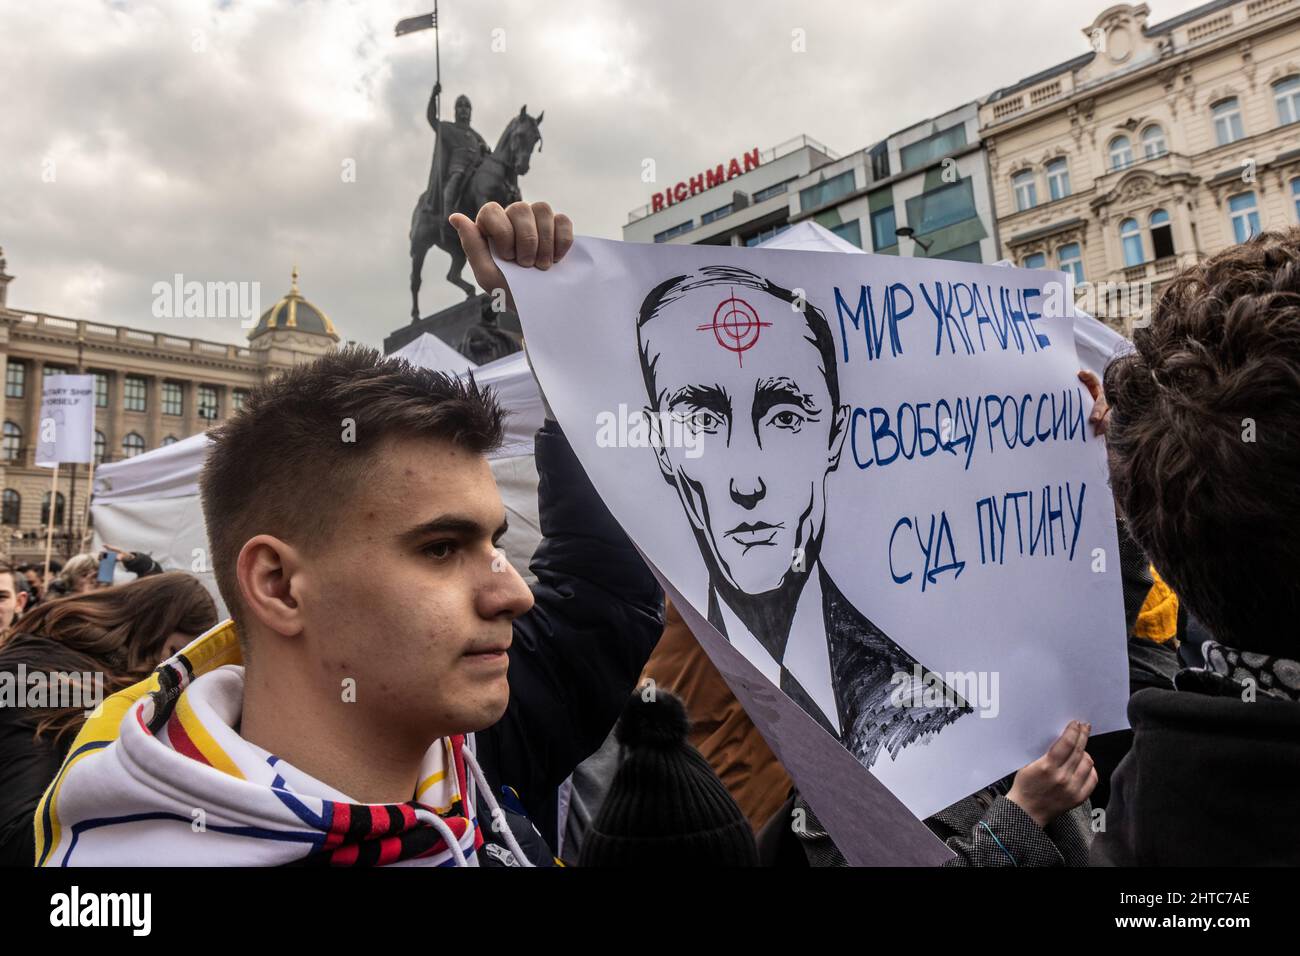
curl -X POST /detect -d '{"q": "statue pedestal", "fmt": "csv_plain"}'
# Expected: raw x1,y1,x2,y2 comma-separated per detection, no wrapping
384,294,523,364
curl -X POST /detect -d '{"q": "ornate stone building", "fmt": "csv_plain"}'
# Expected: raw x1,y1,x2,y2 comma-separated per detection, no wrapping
0,254,340,563
980,0,1300,332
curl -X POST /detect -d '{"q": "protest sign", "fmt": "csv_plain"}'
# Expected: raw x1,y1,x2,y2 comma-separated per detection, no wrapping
503,238,1128,857
35,374,96,467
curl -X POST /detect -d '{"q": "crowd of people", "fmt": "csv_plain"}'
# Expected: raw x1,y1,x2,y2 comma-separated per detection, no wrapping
0,200,1295,868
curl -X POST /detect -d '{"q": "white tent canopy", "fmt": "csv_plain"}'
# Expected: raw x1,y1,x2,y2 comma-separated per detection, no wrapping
760,220,864,255
391,332,479,376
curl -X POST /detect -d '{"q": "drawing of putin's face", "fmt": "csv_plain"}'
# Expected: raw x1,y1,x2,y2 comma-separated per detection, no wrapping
637,268,848,597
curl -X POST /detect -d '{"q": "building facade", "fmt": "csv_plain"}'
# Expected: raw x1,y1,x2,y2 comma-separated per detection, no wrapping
980,0,1300,332
786,101,1000,262
0,254,340,563
622,110,1001,265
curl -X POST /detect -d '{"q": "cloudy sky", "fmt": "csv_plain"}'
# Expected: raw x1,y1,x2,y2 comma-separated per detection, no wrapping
0,0,1209,348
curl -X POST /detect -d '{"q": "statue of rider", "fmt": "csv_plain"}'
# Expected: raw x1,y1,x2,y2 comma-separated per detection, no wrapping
427,85,490,220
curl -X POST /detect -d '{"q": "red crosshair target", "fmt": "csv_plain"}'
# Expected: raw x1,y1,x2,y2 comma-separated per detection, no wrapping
696,289,772,367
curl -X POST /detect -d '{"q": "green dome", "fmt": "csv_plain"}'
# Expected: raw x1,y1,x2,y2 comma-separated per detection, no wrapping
249,266,339,340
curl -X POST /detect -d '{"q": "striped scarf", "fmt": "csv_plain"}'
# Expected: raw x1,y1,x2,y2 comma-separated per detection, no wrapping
36,620,495,867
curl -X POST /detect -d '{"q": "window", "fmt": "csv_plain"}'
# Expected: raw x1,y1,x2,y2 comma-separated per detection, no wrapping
94,372,108,408
1012,170,1038,211
653,220,694,243
1046,159,1071,201
752,179,794,203
1057,243,1084,284
198,386,219,421
162,381,182,416
1293,178,1300,221
123,432,145,459
2,422,20,463
701,203,732,225
937,242,982,263
744,223,790,247
1023,252,1047,269
1141,125,1167,158
94,431,106,465
1229,191,1260,243
900,124,968,172
44,365,69,377
868,141,891,181
1,490,18,526
161,435,178,447
4,362,24,399
1149,208,1175,259
830,219,862,248
1274,76,1300,126
799,170,855,211
41,492,65,527
1109,135,1133,171
124,375,147,412
1213,98,1244,146
232,389,249,413
1121,218,1144,266
906,179,977,234
871,206,897,250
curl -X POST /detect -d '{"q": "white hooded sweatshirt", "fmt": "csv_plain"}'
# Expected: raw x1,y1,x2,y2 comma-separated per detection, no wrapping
36,620,525,867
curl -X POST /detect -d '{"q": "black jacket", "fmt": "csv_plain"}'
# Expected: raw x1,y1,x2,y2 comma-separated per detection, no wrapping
1092,681,1300,865
475,420,664,851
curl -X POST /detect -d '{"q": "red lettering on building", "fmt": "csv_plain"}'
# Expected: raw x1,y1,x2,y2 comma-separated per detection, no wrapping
645,149,763,207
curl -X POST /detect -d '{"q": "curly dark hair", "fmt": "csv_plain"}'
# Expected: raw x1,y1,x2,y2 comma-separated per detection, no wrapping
1103,227,1300,657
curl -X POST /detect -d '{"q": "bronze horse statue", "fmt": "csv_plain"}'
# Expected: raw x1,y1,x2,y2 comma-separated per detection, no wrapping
409,105,543,318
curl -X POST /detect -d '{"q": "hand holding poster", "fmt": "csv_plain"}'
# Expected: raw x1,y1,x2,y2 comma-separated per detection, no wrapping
501,239,1128,863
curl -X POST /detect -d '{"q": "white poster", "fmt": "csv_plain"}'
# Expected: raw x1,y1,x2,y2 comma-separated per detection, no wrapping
503,238,1128,854
35,374,96,467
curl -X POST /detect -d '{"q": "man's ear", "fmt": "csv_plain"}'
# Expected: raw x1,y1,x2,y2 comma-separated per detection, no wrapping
646,405,676,486
828,404,849,472
15,590,28,615
236,535,305,639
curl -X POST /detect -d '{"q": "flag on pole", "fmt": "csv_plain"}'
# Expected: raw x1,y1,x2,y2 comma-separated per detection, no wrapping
395,12,437,36
35,374,95,467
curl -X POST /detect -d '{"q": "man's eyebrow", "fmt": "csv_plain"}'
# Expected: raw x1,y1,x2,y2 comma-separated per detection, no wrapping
399,514,509,543
665,383,732,416
753,377,821,419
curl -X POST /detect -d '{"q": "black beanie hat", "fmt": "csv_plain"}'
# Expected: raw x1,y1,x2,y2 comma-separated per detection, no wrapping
579,689,759,867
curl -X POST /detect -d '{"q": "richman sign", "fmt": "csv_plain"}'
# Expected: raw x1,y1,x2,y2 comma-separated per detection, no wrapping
650,148,762,212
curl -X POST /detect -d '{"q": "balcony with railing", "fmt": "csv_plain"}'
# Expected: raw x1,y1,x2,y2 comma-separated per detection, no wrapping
10,312,254,361
1090,150,1195,207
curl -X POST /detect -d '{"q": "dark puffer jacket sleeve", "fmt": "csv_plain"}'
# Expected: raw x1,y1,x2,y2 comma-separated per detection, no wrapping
476,420,664,847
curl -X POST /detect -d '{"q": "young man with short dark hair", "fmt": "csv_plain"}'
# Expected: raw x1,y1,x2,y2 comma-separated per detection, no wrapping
36,203,664,867
1092,228,1300,865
